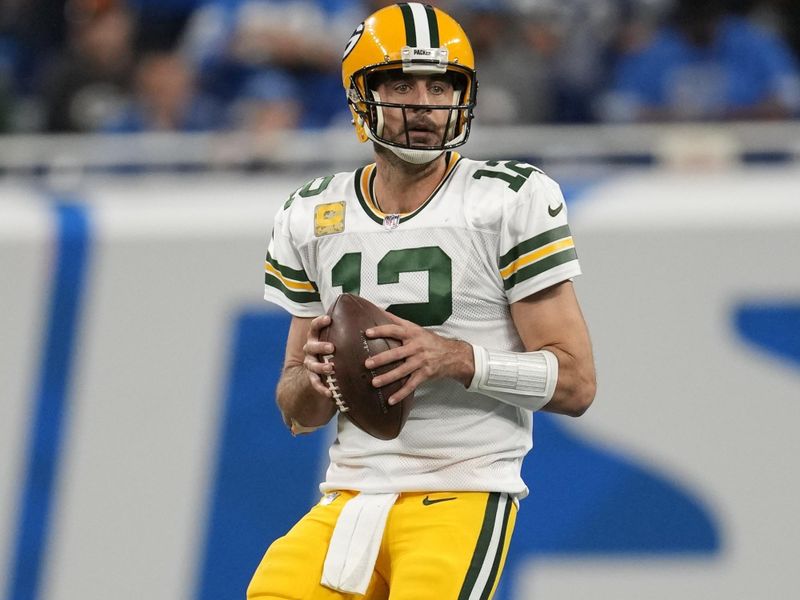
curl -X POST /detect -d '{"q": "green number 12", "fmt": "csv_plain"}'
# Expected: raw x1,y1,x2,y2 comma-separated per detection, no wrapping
331,246,452,326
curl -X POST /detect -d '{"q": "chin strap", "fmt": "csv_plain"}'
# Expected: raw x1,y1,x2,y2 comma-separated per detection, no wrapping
367,129,445,164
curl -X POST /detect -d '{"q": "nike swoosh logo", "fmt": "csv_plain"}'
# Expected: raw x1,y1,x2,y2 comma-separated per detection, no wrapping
422,495,457,506
548,203,564,217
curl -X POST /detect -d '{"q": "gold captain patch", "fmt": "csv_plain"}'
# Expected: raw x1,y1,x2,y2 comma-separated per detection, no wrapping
314,201,346,236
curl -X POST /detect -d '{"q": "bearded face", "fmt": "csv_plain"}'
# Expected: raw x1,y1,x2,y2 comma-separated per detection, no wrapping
372,72,458,149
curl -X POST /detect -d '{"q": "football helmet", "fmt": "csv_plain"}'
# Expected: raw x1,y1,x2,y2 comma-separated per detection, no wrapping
342,2,478,164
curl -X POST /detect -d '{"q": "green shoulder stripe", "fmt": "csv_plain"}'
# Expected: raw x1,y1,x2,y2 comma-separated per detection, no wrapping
499,224,572,270
503,248,578,291
264,273,321,303
265,252,315,287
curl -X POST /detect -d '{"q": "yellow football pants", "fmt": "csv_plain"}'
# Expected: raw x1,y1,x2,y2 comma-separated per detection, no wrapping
247,490,517,600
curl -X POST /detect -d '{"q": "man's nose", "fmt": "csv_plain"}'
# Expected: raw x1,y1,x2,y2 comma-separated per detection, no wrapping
410,82,432,109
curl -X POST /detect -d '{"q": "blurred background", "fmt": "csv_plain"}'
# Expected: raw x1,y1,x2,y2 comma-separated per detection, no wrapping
1,0,800,135
1,0,799,599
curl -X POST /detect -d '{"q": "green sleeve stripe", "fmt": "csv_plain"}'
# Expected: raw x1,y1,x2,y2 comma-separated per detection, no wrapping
265,273,321,303
265,252,314,286
503,247,578,290
498,224,572,270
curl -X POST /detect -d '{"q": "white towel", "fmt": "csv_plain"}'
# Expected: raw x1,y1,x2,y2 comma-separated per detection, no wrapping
321,492,399,594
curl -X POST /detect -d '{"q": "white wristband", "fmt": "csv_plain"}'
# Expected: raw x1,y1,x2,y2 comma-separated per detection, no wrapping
467,345,558,412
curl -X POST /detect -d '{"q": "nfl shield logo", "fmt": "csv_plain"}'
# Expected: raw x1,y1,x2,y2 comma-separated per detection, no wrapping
383,214,400,230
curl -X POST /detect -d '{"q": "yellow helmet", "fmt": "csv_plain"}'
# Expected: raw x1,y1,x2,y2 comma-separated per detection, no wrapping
341,2,478,163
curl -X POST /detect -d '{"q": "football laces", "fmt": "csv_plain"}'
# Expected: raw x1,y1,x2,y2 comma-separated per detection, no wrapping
322,354,349,412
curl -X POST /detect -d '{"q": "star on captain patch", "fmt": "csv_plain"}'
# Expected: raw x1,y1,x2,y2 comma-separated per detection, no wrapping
314,201,346,236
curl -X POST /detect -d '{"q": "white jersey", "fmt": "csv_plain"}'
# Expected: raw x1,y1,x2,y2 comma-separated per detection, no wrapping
264,152,581,498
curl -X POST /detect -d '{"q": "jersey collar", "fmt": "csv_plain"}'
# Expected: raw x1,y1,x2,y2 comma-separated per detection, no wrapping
354,151,462,225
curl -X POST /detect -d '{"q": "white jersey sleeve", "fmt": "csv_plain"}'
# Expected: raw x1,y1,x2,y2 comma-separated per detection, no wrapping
263,190,324,317
497,169,581,303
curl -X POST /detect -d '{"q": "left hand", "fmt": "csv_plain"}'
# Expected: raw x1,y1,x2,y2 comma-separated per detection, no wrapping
364,312,473,405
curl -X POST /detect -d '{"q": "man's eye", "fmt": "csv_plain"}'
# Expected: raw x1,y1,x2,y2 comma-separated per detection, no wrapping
430,85,445,94
394,83,411,93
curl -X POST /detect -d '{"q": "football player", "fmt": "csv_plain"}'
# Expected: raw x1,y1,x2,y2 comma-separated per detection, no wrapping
252,3,596,599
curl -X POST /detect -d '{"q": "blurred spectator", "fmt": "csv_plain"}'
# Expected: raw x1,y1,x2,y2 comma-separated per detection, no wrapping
602,0,800,121
5,0,69,91
228,70,302,132
457,0,626,124
127,0,203,51
610,0,673,58
104,51,223,132
179,0,357,127
744,0,800,59
0,6,18,131
0,61,12,132
229,1,339,71
2,0,799,132
41,2,135,131
453,1,546,124
513,0,623,123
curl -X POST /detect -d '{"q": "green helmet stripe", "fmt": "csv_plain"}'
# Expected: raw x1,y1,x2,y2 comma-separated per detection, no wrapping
398,3,417,47
425,4,439,48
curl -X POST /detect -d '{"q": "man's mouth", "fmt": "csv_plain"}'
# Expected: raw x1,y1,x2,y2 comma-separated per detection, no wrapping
406,124,439,142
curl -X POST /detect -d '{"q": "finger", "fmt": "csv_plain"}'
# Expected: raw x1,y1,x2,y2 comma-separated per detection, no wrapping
364,323,407,340
306,369,333,397
308,314,331,337
312,378,332,397
365,345,411,369
304,340,335,356
387,374,420,405
307,353,336,395
371,358,417,388
305,352,334,373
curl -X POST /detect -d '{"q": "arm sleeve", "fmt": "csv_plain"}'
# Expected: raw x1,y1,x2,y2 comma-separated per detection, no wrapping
263,203,324,317
498,171,582,304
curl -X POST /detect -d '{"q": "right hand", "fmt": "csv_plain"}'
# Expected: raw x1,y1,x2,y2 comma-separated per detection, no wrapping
302,314,336,398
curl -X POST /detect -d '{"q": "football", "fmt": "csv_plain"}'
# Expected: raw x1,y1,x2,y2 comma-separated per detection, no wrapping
318,293,413,440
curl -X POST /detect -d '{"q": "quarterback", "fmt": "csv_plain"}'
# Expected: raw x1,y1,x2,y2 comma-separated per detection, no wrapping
251,3,596,599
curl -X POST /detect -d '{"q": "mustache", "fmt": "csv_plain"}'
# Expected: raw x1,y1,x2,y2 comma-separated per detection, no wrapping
404,118,439,132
